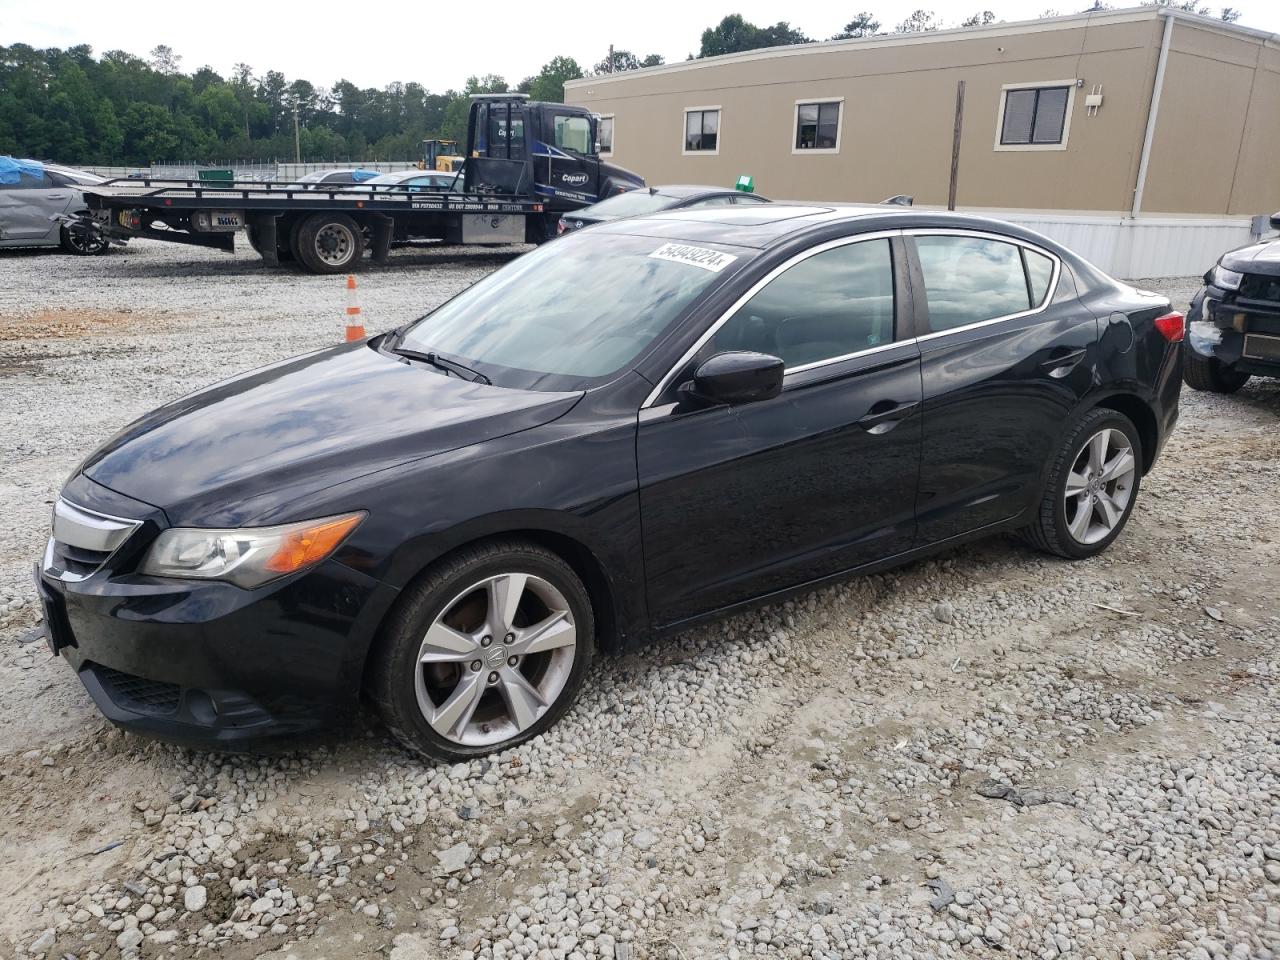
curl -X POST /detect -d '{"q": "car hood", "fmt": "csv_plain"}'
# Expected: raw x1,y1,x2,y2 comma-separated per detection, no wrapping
82,342,581,526
1221,239,1280,278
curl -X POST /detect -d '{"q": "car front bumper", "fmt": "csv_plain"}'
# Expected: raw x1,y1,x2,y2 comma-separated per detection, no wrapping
1189,287,1280,377
36,479,398,748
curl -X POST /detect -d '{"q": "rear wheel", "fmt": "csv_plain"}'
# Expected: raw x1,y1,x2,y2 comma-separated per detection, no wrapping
293,213,364,273
1183,349,1250,394
1022,408,1142,560
369,541,594,761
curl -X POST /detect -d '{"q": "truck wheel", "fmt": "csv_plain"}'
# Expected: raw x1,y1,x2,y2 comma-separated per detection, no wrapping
294,213,365,274
1183,350,1250,394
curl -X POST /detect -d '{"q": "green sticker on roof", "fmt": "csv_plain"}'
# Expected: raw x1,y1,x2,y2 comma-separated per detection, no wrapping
649,242,737,273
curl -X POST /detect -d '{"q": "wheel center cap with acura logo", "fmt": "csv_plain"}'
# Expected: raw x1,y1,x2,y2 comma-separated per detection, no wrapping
485,645,508,668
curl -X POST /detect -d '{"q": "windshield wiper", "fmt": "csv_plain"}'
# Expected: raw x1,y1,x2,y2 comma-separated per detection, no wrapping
392,346,491,385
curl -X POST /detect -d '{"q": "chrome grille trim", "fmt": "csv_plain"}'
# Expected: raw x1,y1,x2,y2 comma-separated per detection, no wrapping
43,498,142,582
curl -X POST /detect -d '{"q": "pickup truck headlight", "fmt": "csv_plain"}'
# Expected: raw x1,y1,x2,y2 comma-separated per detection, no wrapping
140,512,364,588
1209,264,1243,291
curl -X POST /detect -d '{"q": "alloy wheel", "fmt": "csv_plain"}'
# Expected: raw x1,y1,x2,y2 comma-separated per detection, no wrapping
1062,427,1136,545
413,573,577,748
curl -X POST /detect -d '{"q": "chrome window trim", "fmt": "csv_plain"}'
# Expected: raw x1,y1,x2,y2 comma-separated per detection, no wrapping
640,229,903,409
906,228,1062,343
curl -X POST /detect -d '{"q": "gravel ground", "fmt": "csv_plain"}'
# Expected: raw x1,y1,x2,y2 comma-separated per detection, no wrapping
1,241,1277,960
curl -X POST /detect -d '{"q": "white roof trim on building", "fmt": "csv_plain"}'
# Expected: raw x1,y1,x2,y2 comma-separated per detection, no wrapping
565,5,1279,91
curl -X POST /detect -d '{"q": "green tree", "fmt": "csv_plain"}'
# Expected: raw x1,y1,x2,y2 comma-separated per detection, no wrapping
831,13,881,38
698,14,812,57
961,10,997,26
592,49,665,74
526,56,584,102
895,9,942,32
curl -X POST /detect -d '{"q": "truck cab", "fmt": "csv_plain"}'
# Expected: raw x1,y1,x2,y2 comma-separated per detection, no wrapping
465,95,644,213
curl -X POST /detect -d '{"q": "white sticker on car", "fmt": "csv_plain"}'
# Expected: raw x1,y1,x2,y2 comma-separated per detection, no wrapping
648,242,737,273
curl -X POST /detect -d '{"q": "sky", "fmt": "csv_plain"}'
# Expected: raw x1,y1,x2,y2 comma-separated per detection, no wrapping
5,0,1280,92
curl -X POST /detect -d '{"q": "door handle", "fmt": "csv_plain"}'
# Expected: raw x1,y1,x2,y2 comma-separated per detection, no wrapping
45,193,69,200
857,399,920,435
1040,347,1086,378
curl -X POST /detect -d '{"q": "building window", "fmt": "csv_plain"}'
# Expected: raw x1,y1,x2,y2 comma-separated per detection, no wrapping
598,115,614,155
794,100,843,153
684,107,720,154
995,81,1076,151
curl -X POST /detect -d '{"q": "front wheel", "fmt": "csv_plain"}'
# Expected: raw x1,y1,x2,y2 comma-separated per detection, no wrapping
293,213,365,274
369,541,594,761
1022,408,1142,560
1183,349,1250,394
59,221,109,255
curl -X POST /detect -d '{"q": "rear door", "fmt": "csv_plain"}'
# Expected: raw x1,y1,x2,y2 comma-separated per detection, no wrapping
637,232,923,626
0,169,70,242
908,230,1099,542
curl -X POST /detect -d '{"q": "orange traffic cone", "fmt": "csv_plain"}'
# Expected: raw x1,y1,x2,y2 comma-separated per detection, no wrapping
345,274,365,342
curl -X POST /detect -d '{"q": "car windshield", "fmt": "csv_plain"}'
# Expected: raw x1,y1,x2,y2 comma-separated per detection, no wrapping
579,191,683,220
396,232,748,390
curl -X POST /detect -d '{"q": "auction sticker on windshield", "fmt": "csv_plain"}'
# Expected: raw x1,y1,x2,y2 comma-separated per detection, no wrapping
649,243,738,273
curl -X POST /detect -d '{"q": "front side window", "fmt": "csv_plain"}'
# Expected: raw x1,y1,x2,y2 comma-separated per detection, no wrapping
685,109,720,153
554,115,592,153
399,233,747,387
1000,86,1070,145
598,116,614,154
795,101,841,150
915,235,1043,332
709,239,895,370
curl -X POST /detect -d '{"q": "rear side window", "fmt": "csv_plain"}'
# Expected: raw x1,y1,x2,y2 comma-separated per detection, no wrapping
709,239,895,370
915,236,1039,332
1025,248,1055,306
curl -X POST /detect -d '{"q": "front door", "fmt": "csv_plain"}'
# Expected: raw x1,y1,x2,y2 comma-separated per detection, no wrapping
535,109,599,209
637,234,923,627
0,169,71,242
908,231,1100,542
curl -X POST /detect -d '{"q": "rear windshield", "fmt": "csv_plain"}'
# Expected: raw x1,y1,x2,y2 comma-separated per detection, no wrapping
580,191,682,219
397,233,749,390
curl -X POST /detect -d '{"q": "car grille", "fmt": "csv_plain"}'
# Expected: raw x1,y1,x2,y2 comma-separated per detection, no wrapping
1238,274,1280,303
42,499,141,582
94,664,182,716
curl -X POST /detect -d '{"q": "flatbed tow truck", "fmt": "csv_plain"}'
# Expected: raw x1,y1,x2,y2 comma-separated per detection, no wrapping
77,95,644,273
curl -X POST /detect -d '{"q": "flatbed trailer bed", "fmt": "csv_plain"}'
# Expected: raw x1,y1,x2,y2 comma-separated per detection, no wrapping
83,178,549,273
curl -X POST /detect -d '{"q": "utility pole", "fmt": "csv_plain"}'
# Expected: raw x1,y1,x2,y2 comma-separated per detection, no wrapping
948,80,965,212
608,44,614,73
292,103,301,164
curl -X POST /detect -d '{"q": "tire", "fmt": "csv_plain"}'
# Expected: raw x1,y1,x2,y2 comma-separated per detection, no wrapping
1183,349,1250,394
369,540,595,762
59,221,109,256
1021,408,1143,560
293,213,364,274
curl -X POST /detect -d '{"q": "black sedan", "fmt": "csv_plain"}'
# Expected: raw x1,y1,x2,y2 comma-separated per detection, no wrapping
556,184,769,236
37,205,1183,761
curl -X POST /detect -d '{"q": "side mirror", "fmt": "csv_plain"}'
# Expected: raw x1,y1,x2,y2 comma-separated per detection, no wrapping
688,351,784,405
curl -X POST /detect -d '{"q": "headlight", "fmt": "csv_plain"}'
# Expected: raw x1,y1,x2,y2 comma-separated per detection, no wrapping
140,512,365,588
1210,264,1243,290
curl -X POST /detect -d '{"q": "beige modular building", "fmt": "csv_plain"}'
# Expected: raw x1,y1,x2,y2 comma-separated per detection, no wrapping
565,6,1280,277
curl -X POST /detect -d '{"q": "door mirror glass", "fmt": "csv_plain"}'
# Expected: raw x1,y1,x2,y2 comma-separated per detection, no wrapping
689,351,784,405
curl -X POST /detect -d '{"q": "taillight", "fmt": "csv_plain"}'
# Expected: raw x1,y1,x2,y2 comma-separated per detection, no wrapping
1154,311,1185,342
556,218,567,235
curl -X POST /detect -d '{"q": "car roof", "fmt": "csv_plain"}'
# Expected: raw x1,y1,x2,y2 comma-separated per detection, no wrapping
369,170,455,182
594,203,1081,258
645,184,742,199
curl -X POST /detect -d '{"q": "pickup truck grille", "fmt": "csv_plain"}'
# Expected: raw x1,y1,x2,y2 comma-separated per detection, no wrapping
1238,274,1280,303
